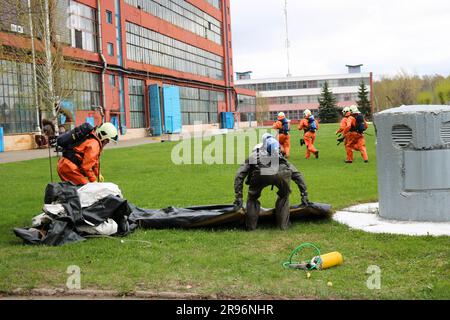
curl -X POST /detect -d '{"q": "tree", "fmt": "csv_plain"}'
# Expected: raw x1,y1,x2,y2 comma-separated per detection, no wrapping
356,81,371,119
0,0,82,136
255,93,269,126
416,91,433,105
372,70,436,111
434,78,450,105
317,81,338,123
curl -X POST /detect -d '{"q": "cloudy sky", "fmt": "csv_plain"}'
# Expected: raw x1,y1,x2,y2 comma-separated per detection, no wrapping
230,0,450,80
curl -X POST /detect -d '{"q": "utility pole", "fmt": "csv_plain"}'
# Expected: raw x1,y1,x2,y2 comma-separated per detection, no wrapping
284,0,291,77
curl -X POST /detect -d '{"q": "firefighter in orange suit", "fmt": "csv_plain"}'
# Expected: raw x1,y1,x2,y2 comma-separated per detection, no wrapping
272,112,291,158
298,109,319,159
57,122,118,185
336,106,351,136
342,105,369,163
336,106,351,150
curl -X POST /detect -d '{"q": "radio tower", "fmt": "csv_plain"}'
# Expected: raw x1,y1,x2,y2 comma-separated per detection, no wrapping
284,0,291,77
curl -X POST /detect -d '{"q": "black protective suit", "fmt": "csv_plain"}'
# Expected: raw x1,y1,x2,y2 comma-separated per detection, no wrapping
234,148,309,230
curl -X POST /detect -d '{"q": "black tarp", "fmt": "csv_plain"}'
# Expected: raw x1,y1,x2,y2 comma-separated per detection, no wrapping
14,183,332,246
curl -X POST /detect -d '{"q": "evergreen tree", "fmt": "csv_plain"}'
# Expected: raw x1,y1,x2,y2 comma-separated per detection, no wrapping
357,81,372,119
318,81,338,123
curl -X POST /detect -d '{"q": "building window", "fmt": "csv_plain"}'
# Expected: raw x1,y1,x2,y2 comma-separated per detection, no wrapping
236,94,256,122
124,0,222,45
179,86,223,125
68,0,98,52
106,10,113,24
74,29,83,49
62,70,101,111
125,22,224,80
0,60,36,134
107,43,114,56
128,78,145,128
109,74,115,87
207,0,220,9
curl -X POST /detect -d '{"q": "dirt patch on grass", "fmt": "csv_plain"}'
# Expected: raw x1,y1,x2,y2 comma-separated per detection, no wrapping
1,288,320,300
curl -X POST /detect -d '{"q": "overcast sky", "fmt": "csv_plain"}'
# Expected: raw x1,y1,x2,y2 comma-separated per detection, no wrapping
230,0,450,80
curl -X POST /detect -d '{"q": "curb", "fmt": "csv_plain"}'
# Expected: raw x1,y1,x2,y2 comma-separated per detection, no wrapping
3,288,218,300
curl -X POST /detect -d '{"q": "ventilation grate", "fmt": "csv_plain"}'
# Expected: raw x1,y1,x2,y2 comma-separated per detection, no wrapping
392,125,412,148
441,122,450,144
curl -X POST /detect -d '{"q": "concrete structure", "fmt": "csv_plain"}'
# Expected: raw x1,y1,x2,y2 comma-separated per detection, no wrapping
0,0,255,151
235,65,373,124
333,203,450,236
374,105,450,222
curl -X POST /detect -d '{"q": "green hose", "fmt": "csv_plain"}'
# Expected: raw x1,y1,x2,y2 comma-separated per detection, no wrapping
282,242,322,270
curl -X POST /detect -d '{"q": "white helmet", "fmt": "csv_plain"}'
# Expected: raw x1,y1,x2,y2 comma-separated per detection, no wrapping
349,105,360,114
303,109,311,118
342,106,350,115
96,122,118,142
277,112,286,120
253,133,274,152
261,133,273,144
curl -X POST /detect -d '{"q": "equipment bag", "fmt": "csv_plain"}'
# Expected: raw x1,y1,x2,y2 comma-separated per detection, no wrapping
57,123,95,166
279,118,290,134
57,123,94,150
308,116,317,132
354,114,366,133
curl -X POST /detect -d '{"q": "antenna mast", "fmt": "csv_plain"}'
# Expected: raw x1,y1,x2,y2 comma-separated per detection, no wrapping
284,0,291,77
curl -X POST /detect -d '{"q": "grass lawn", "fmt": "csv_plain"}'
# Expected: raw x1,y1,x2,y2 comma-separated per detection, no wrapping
0,123,449,299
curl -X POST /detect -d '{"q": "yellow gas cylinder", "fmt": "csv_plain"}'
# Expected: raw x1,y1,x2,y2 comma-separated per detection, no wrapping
312,251,343,269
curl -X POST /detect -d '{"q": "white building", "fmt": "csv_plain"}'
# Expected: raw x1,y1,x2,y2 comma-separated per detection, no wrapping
235,65,373,123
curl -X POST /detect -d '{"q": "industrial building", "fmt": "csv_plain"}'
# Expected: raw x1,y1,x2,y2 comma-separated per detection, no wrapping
0,0,254,151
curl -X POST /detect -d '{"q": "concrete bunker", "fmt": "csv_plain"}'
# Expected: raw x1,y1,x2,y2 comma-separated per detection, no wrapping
373,105,450,222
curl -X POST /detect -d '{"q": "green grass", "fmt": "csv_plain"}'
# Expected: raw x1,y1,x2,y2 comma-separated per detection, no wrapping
0,124,449,299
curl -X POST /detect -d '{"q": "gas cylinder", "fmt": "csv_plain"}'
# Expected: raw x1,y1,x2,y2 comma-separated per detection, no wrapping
311,251,343,269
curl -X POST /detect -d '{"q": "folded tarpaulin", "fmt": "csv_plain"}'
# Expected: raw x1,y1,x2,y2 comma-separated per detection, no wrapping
128,203,332,229
14,182,135,246
14,182,332,246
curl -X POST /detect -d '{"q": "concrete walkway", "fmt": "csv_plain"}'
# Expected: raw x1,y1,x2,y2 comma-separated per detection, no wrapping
333,203,450,236
0,137,161,164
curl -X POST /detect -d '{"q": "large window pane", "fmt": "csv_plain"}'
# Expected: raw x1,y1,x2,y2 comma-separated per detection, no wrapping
179,86,221,125
68,0,98,52
125,22,223,80
128,78,145,128
0,60,37,134
124,0,222,45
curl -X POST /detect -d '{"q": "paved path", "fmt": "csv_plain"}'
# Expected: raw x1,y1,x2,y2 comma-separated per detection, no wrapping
0,137,160,164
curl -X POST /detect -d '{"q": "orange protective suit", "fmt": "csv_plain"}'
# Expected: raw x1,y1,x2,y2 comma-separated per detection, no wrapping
273,120,291,158
336,112,351,135
57,135,103,185
342,116,368,162
298,118,319,159
336,112,351,151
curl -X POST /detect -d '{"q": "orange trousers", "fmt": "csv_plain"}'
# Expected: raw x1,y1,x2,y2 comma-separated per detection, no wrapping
277,134,291,158
345,132,368,161
304,131,317,159
57,157,90,185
